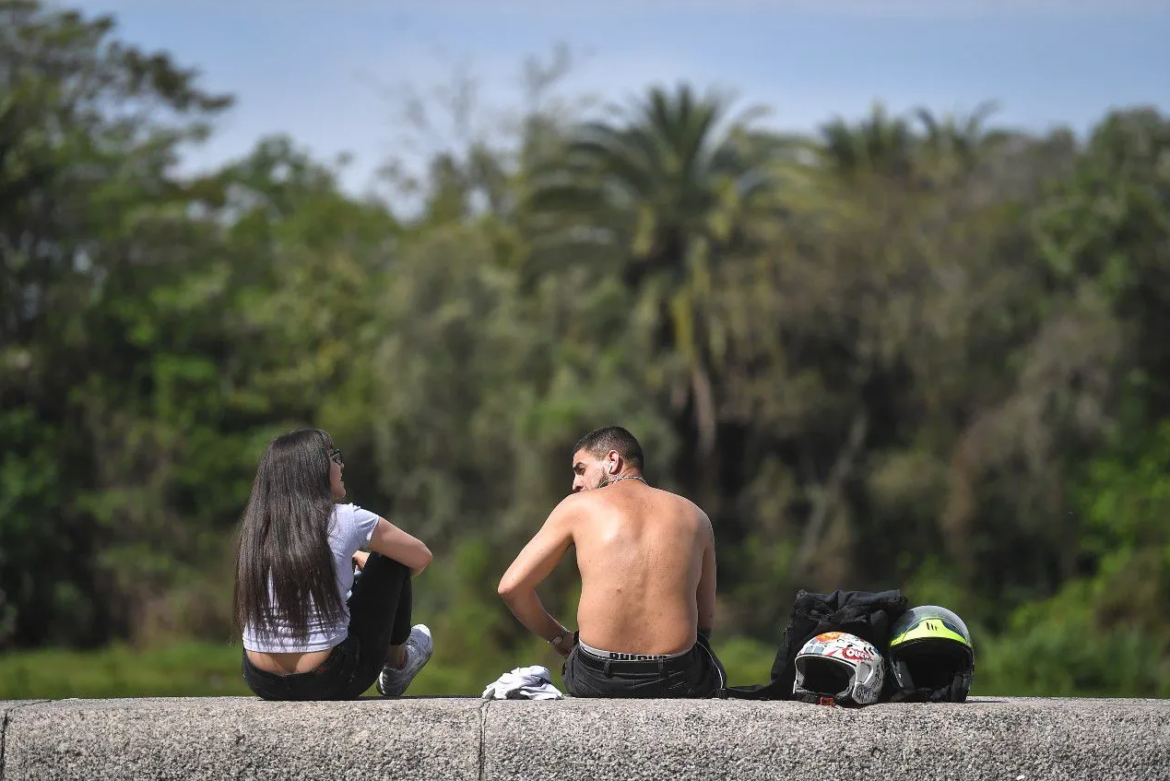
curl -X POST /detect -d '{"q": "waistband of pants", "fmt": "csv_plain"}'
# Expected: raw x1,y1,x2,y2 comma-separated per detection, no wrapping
578,640,690,661
242,637,352,680
573,642,698,673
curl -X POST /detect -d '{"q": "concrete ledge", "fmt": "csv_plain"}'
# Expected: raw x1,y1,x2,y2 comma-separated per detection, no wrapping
1,696,1167,780
485,697,1170,781
1,702,46,781
2,697,483,781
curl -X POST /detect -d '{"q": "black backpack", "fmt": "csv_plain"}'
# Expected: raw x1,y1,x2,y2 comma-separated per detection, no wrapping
723,588,909,700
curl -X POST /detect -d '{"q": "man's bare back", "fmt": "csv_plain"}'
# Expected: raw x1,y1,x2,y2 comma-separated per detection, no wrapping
571,480,715,655
499,426,725,698
498,427,717,660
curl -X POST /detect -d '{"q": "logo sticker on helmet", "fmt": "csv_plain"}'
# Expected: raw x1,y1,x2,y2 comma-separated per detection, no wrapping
815,631,843,642
840,645,875,662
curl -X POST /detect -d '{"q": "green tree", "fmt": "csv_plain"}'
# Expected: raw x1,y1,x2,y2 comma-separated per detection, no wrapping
527,84,775,510
0,0,231,646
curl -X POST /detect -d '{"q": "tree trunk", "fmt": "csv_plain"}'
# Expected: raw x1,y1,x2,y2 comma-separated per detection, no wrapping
791,408,869,580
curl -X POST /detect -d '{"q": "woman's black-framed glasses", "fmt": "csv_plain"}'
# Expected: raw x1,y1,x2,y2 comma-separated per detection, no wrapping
329,448,344,465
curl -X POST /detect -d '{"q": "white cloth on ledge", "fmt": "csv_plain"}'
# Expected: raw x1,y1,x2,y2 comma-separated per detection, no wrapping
481,665,565,700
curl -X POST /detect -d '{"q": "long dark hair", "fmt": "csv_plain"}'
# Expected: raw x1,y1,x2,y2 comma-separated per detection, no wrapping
233,428,344,639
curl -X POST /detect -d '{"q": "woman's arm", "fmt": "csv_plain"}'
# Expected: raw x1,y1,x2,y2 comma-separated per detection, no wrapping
367,518,433,577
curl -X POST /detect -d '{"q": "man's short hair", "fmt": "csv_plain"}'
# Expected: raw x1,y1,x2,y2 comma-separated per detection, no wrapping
573,426,644,471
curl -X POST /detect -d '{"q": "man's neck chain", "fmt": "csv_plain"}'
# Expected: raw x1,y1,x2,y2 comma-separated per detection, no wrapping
609,474,647,486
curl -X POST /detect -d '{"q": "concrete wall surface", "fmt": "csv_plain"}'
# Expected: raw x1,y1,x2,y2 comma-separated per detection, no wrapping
1,696,1167,781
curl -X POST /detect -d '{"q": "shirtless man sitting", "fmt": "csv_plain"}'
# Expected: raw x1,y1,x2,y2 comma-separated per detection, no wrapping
498,426,726,698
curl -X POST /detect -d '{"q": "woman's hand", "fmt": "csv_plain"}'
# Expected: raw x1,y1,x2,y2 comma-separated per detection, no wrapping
352,550,370,571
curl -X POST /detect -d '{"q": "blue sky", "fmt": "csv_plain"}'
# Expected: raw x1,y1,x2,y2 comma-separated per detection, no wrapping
71,1,1170,195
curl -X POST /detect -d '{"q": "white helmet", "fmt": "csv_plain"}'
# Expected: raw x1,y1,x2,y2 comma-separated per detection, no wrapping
793,631,885,706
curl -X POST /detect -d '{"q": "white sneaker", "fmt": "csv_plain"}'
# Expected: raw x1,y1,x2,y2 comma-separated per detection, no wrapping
377,624,433,697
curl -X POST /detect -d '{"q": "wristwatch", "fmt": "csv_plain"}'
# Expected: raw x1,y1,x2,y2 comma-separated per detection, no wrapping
549,630,571,652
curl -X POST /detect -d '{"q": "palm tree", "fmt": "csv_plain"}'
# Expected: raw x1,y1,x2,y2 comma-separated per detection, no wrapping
913,100,1009,185
814,100,1009,191
816,101,915,182
527,83,777,470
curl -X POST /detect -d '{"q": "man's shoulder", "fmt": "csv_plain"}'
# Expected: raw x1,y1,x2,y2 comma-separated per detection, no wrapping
552,486,639,521
549,491,594,521
555,485,709,521
651,487,709,518
669,492,713,536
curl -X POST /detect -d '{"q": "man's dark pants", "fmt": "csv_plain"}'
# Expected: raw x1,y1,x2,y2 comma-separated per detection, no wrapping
562,633,726,698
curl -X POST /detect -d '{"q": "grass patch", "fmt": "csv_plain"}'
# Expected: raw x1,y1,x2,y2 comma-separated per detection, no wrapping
0,643,251,699
0,638,781,700
2,633,1122,700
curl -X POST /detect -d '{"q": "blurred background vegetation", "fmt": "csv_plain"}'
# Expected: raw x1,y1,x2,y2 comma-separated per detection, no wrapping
1,1,1168,700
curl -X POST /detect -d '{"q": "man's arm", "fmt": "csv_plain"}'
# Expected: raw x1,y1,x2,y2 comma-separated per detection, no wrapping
497,498,577,656
696,509,717,637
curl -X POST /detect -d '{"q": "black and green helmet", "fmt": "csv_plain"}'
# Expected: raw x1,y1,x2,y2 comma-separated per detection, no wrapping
887,605,974,703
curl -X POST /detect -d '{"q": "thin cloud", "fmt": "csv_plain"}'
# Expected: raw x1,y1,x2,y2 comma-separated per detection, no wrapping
76,0,1167,16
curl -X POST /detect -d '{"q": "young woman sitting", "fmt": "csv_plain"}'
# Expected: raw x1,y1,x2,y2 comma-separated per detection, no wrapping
234,428,434,700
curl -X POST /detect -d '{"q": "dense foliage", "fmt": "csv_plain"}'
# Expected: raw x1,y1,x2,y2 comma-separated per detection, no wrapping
2,1,1168,697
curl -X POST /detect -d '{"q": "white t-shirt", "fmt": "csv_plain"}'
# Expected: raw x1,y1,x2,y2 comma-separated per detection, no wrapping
242,503,380,653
